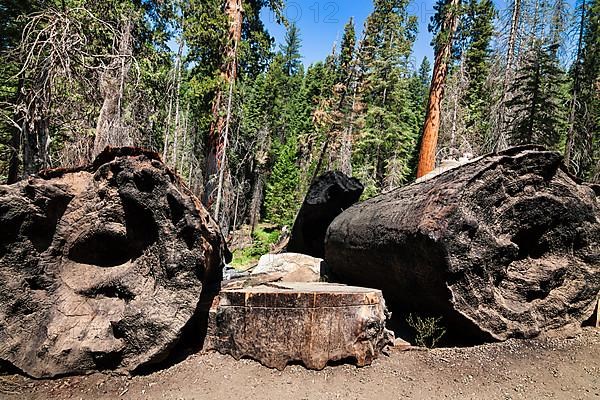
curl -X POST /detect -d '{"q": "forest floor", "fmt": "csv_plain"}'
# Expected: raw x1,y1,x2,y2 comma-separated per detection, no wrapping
0,328,598,400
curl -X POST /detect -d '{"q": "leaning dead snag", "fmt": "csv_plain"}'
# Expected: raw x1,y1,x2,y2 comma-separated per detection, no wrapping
416,0,461,178
325,146,600,342
205,283,394,370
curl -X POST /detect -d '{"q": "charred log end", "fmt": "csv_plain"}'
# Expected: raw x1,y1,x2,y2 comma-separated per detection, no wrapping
325,147,600,346
91,147,162,172
1,148,229,377
288,171,364,258
37,146,163,180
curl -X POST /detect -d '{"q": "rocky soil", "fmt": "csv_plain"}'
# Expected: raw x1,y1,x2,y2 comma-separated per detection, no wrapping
1,328,598,400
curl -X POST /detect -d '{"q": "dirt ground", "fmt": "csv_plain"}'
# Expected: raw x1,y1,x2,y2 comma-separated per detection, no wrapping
1,328,598,400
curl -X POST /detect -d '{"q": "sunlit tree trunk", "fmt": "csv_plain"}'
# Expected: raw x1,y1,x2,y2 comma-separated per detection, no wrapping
7,78,24,184
564,0,586,171
492,0,522,151
416,0,461,178
205,0,242,228
339,88,358,176
248,128,269,233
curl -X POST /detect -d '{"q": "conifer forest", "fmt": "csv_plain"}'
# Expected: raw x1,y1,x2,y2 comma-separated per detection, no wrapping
1,0,599,235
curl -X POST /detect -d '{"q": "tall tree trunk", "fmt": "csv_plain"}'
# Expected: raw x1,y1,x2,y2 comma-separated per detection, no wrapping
564,0,586,172
179,104,190,171
339,88,357,176
248,128,269,233
7,126,21,184
162,72,175,162
204,0,242,226
416,0,461,178
7,78,24,184
171,37,184,167
491,0,522,152
505,0,522,79
20,67,51,177
93,18,133,157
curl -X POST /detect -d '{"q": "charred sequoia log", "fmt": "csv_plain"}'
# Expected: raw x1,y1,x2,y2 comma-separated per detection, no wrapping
0,147,229,378
205,283,394,370
288,171,363,258
325,146,600,342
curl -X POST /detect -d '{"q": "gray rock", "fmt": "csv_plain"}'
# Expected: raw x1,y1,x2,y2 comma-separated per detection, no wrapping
0,147,229,378
251,253,323,283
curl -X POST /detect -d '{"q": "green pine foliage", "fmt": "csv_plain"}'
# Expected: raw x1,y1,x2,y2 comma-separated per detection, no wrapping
353,0,419,193
577,0,600,180
280,23,303,76
338,18,357,82
506,41,568,149
1,0,598,234
264,136,300,226
463,0,496,137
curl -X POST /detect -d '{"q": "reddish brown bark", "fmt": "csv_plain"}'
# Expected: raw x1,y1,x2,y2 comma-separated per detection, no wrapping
204,0,243,214
416,0,460,178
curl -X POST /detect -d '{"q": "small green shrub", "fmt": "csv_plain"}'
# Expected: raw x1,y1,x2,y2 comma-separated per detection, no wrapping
406,314,446,349
230,225,281,270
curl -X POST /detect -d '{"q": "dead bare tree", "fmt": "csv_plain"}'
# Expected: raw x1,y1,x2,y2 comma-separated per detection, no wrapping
439,56,471,160
205,0,243,230
3,7,116,180
487,0,525,152
93,16,134,156
564,0,587,173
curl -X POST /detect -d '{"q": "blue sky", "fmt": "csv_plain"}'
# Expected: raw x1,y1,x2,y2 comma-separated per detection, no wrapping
260,0,442,72
260,0,578,71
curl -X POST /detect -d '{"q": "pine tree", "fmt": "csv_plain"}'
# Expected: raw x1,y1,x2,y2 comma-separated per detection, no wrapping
463,0,496,138
2,0,175,182
408,57,432,123
577,0,600,180
336,18,358,174
350,0,418,193
338,18,357,83
506,41,567,148
281,23,303,76
264,135,300,226
564,0,588,173
186,0,283,228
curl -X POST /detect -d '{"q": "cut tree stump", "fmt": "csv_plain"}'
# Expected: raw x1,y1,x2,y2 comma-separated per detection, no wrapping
205,283,394,370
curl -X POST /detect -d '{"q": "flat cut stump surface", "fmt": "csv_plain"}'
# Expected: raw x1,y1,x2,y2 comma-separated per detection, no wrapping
205,283,393,370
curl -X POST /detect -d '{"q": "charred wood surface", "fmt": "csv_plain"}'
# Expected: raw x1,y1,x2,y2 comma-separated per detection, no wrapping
0,147,229,378
325,146,600,342
288,171,363,258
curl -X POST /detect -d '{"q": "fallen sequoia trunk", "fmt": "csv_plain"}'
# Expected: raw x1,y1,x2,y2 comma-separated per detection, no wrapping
287,171,363,258
205,283,394,370
0,147,229,378
325,146,600,342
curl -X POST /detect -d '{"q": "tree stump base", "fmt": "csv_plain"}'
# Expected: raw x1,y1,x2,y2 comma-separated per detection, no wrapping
205,283,394,370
